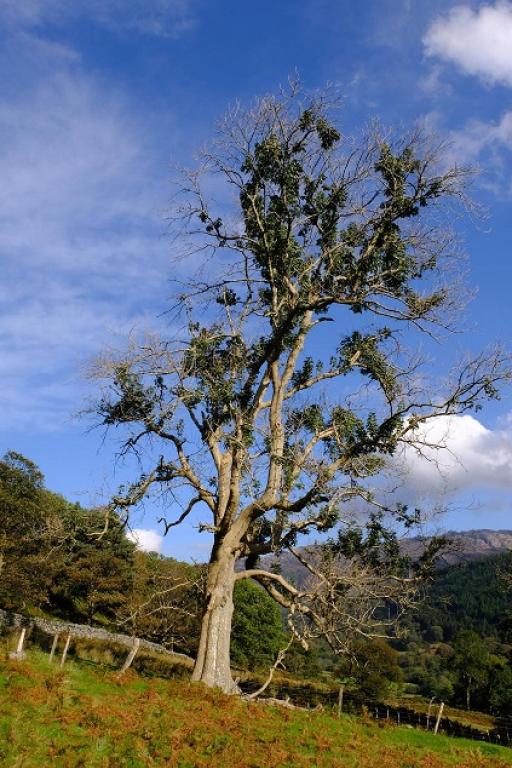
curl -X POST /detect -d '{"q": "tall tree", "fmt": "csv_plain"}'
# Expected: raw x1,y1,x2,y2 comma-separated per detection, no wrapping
92,86,510,692
49,507,135,625
117,551,203,653
0,452,66,610
453,630,491,711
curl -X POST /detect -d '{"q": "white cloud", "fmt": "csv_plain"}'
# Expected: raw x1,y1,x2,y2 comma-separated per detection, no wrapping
127,527,164,553
400,413,512,497
439,111,512,195
424,3,512,86
0,0,197,38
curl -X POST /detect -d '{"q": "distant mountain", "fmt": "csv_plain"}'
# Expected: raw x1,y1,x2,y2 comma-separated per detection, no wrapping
442,529,512,560
252,530,512,588
397,529,512,568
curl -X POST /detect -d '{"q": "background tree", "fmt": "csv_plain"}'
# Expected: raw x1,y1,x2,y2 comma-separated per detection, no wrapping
231,579,286,670
452,630,492,711
336,638,402,703
117,551,203,653
92,85,511,692
0,451,68,611
489,664,512,717
49,508,135,625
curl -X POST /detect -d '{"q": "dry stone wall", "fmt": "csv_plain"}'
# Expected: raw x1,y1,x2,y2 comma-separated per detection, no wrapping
0,607,194,668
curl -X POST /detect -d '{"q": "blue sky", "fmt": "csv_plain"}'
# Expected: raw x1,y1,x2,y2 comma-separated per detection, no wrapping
1,0,512,558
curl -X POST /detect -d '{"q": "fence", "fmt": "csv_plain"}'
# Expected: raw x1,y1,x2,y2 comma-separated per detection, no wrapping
0,607,194,672
239,680,512,749
2,611,511,750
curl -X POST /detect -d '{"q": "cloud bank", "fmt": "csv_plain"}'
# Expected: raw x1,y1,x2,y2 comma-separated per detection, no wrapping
400,413,512,497
424,3,512,87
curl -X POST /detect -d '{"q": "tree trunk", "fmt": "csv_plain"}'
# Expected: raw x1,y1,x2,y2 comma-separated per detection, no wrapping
191,541,238,693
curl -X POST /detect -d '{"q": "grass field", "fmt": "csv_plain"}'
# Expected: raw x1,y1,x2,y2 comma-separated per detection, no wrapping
0,652,511,767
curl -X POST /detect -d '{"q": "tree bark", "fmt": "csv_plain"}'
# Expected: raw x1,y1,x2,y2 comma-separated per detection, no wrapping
191,540,238,693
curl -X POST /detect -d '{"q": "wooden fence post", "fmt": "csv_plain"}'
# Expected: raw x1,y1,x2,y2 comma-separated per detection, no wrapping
117,637,140,676
337,684,344,717
49,633,60,663
60,633,72,667
434,702,444,735
16,627,26,656
9,627,27,660
426,697,435,730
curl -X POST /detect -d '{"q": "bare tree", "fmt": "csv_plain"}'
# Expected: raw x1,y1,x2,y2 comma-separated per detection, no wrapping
116,551,203,653
91,85,510,692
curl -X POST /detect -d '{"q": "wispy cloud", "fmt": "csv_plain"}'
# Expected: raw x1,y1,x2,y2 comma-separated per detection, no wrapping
448,111,512,162
0,41,176,432
440,111,512,195
0,0,198,38
424,2,512,87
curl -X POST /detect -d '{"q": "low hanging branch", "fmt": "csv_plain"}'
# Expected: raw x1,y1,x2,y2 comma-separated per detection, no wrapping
244,635,295,700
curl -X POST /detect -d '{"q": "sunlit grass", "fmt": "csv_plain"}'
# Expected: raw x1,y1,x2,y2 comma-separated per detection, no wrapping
0,651,511,767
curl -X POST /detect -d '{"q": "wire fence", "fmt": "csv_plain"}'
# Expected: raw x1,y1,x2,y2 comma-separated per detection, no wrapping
3,615,511,751
239,680,512,748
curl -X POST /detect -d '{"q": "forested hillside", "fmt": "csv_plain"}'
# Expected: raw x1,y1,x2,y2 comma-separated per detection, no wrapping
397,553,512,715
3,448,512,719
413,553,512,642
0,451,199,648
0,451,284,670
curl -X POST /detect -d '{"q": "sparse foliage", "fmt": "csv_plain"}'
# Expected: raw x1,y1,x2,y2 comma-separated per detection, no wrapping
117,551,203,653
91,84,511,692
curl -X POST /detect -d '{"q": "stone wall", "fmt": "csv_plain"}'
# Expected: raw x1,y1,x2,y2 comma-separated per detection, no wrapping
0,608,194,668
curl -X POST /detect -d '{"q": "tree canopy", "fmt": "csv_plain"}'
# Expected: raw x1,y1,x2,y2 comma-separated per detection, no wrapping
91,85,511,692
0,451,65,610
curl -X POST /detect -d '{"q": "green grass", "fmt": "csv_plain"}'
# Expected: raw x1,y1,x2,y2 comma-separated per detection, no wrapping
0,651,511,767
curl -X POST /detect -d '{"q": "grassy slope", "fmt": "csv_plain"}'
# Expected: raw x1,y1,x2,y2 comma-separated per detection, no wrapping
391,694,497,732
0,653,511,768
